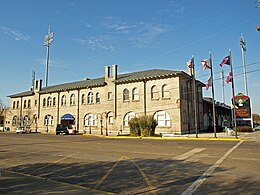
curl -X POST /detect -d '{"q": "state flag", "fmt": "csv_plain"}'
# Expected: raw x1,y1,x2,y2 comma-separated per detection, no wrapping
220,55,230,67
201,59,211,70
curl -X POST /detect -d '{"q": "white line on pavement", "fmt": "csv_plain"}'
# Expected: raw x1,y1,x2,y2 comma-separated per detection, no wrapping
181,140,244,195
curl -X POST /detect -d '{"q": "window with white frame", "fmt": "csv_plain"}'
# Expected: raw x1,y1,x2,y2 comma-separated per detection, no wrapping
123,112,138,126
44,115,53,126
107,112,113,124
123,89,129,101
70,94,76,105
162,84,170,99
154,111,171,127
84,113,97,126
61,95,66,106
88,92,94,104
132,88,139,101
96,93,100,103
108,92,113,100
151,85,159,99
47,97,52,107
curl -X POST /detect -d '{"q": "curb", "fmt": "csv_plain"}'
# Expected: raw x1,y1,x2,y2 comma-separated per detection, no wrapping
82,134,243,141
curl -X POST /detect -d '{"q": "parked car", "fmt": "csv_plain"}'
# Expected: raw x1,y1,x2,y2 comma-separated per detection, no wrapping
56,124,69,135
16,126,30,134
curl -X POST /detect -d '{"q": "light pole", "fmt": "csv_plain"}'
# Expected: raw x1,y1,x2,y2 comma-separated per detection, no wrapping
43,26,54,87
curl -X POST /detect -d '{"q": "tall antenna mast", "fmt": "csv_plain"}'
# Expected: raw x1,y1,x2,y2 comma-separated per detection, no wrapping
43,25,54,87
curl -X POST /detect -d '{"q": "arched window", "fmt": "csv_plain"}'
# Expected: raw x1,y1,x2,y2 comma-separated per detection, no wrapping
28,100,31,108
81,94,86,104
61,95,66,106
24,100,27,108
132,88,139,101
24,115,30,126
162,84,170,99
123,112,138,126
44,115,53,126
70,94,76,105
16,101,19,109
13,101,16,109
84,113,97,126
151,85,159,99
107,112,113,125
154,111,170,127
88,92,94,104
53,97,56,106
96,93,100,103
12,116,18,126
123,89,129,101
47,97,52,107
43,98,46,107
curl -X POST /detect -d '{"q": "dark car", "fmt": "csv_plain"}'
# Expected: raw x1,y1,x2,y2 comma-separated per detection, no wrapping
56,124,69,135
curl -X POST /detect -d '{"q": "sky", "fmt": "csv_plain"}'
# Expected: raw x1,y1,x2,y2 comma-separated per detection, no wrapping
0,0,260,113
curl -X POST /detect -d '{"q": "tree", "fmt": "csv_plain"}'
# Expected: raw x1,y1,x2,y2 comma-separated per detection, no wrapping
252,113,260,125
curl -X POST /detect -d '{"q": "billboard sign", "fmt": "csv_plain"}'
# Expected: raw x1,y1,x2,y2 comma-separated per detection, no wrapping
234,93,251,118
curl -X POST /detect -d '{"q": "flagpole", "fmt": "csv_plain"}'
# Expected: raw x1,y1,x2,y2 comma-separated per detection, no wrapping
192,56,198,138
229,49,238,138
221,70,225,104
209,52,217,138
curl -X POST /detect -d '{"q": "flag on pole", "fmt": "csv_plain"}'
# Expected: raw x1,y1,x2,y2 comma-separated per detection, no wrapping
201,59,211,70
206,76,212,90
226,72,233,84
187,58,194,68
240,35,246,51
220,55,230,67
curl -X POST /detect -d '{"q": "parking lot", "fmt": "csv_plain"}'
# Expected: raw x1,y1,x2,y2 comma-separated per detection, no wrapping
0,132,260,194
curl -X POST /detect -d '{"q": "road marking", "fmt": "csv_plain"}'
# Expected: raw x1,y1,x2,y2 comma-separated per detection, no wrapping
0,148,47,163
94,156,125,190
123,156,157,195
181,140,244,195
94,156,157,195
31,152,80,174
2,169,114,195
173,148,206,161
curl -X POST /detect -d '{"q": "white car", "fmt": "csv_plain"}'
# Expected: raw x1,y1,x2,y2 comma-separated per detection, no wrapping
16,127,29,134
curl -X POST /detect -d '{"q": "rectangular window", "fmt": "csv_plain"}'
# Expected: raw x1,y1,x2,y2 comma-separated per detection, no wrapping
108,92,113,100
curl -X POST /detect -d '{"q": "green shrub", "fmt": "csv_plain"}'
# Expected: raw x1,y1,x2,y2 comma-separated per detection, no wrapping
139,115,157,137
128,117,140,136
128,115,157,137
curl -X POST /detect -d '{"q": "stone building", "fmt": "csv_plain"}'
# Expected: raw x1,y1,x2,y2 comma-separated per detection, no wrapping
203,97,231,131
8,65,205,135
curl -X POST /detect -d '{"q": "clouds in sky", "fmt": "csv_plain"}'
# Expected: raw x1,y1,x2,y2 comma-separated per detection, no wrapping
0,25,30,41
73,16,166,51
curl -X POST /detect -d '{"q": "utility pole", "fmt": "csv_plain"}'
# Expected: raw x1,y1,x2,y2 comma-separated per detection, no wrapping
43,26,54,87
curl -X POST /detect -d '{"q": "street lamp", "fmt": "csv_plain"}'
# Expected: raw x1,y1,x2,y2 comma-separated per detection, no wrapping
43,26,54,87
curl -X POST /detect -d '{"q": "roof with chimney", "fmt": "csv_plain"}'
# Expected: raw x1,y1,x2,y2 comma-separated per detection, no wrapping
9,69,205,98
